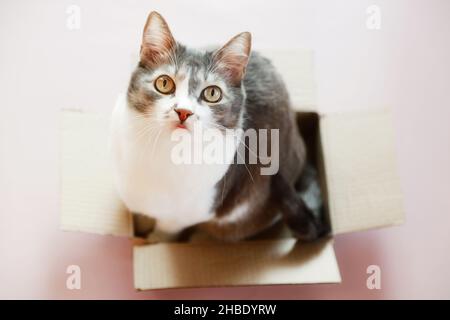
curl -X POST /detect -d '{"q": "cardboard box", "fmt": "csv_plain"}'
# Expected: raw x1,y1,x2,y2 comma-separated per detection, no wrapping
60,50,404,290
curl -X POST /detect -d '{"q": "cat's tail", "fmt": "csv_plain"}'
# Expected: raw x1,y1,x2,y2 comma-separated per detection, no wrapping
271,165,330,241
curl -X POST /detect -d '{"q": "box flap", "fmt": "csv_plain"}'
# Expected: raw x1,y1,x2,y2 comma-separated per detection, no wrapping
262,49,317,112
61,111,132,237
133,238,341,290
320,109,404,234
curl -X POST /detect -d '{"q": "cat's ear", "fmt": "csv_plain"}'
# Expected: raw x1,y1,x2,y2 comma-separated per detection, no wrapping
140,12,176,67
213,32,252,85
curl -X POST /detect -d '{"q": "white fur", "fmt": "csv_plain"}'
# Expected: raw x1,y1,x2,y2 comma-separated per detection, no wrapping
216,201,250,225
110,69,237,233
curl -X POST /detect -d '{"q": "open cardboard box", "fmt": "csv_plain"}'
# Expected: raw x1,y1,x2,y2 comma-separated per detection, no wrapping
60,50,404,290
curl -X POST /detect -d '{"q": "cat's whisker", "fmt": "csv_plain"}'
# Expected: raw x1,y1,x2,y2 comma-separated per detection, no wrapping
136,126,161,163
221,170,227,205
134,123,161,144
137,120,169,158
202,121,262,172
149,128,163,161
235,136,259,159
204,121,260,160
235,147,254,183
202,121,228,132
131,118,171,163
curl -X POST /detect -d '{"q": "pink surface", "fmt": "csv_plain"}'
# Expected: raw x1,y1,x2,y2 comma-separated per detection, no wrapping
1,0,449,299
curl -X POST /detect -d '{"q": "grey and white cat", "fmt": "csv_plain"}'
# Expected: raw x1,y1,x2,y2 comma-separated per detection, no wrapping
110,11,328,242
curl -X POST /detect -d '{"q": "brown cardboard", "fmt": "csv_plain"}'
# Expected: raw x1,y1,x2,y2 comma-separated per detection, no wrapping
133,238,340,290
61,111,132,237
320,110,404,234
60,50,404,290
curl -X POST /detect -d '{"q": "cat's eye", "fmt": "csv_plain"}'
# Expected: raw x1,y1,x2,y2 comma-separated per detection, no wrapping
202,86,222,103
154,75,175,94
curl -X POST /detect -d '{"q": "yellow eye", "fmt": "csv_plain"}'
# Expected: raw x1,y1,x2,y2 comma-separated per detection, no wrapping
202,86,222,103
154,75,175,94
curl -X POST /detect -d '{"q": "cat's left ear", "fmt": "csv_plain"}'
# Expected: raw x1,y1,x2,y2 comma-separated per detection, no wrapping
213,32,252,85
140,11,176,67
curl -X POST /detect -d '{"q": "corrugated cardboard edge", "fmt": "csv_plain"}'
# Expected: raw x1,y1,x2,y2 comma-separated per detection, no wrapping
133,238,341,290
320,108,405,234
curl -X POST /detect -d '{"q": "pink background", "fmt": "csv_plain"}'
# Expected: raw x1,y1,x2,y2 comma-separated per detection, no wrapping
1,0,449,299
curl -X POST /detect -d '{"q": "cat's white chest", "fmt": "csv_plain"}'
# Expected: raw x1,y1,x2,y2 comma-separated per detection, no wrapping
110,99,233,233
124,158,221,233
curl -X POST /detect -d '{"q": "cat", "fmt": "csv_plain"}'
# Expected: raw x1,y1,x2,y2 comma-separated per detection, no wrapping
110,11,329,242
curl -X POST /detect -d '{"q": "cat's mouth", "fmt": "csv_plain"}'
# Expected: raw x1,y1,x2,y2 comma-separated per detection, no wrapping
172,120,192,131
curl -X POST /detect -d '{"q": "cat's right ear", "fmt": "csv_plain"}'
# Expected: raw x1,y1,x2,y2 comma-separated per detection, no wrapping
140,12,176,67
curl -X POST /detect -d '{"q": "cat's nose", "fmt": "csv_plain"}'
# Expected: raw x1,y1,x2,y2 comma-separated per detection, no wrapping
174,108,193,123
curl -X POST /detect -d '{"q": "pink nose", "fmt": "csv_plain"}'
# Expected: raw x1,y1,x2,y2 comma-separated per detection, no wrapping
175,108,193,123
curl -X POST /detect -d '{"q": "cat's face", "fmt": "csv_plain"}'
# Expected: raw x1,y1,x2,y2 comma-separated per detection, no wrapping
127,12,251,133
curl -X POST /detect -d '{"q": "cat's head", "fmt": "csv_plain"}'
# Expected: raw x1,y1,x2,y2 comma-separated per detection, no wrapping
127,11,251,133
